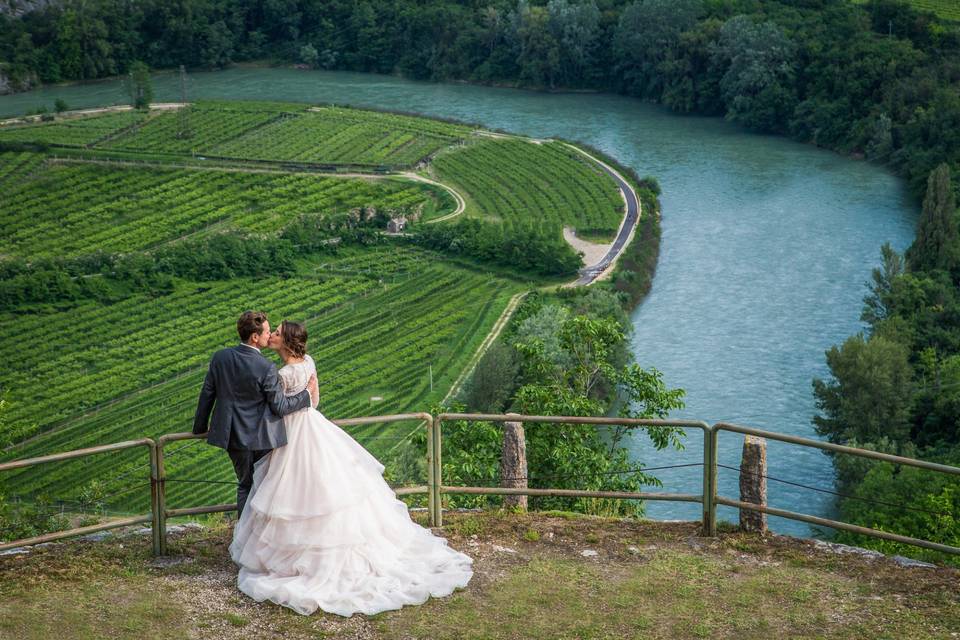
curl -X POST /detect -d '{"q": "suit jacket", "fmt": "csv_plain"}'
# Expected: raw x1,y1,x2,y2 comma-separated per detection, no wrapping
192,345,311,451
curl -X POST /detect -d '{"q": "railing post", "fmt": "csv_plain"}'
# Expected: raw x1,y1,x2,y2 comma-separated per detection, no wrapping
501,417,527,511
433,416,443,527
739,435,767,534
149,443,162,556
426,416,436,527
156,439,168,555
702,426,717,537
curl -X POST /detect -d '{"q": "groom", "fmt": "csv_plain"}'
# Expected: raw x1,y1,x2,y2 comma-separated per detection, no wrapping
193,310,319,517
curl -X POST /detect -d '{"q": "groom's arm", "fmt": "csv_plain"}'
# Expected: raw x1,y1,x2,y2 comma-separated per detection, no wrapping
261,366,312,417
192,364,217,434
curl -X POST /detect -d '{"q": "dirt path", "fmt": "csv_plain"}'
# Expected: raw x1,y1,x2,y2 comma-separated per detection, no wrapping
442,291,529,404
0,103,185,127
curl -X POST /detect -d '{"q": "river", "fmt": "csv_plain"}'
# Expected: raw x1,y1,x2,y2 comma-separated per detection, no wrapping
0,67,918,536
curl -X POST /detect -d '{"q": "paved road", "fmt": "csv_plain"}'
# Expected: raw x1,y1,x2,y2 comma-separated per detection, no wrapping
566,147,640,286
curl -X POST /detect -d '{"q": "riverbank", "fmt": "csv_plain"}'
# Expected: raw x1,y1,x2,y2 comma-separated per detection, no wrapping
2,509,957,639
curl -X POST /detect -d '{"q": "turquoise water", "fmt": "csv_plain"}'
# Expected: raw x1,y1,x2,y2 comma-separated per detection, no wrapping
0,68,918,536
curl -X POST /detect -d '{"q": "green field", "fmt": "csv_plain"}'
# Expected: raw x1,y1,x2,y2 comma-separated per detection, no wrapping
0,245,521,512
433,137,624,241
1,159,453,258
0,100,627,517
0,111,147,146
0,102,474,168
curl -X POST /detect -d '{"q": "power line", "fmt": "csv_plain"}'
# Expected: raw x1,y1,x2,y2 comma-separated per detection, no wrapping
716,463,955,520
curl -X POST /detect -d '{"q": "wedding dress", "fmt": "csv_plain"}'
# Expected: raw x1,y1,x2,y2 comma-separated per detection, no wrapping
229,355,473,617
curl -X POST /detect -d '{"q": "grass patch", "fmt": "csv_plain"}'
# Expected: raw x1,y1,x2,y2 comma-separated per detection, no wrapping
0,512,958,639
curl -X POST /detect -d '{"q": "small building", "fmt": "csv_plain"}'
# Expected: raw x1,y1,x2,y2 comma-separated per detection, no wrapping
387,216,406,233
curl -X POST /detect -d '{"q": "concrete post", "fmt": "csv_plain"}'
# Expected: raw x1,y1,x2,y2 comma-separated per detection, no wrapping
501,420,528,511
739,435,767,533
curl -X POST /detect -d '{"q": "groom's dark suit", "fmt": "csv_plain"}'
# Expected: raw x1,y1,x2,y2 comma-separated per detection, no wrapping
193,344,312,516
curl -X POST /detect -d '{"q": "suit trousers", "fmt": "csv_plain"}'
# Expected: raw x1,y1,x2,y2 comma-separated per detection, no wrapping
227,447,271,517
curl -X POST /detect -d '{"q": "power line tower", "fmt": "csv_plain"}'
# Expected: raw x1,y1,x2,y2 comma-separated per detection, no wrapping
177,65,192,140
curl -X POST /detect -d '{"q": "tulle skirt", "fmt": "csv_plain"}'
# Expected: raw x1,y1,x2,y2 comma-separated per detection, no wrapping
228,407,473,617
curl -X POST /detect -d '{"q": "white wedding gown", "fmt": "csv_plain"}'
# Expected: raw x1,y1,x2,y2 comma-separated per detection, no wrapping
229,355,473,617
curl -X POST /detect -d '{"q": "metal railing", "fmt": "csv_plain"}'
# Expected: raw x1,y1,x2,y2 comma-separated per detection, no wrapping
0,412,957,558
713,422,960,556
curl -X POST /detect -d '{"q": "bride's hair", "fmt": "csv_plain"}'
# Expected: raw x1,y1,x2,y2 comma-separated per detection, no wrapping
280,320,308,358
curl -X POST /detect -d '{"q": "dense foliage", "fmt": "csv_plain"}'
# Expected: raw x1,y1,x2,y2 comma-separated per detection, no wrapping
2,0,958,199
813,163,960,564
411,216,583,276
418,287,686,517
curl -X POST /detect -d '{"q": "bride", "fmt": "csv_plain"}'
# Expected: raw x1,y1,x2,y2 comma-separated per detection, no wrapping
228,320,474,617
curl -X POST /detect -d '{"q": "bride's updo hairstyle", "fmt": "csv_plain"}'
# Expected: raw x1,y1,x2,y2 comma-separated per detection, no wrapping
281,320,308,358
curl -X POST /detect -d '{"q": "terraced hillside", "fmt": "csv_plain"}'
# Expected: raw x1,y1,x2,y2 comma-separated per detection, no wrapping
0,245,520,513
1,159,453,258
0,100,629,517
432,137,624,242
0,101,473,169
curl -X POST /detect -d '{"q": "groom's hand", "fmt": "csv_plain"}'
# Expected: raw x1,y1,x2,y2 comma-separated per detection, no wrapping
307,373,319,408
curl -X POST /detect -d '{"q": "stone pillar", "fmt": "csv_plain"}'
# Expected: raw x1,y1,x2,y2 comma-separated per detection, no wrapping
500,420,528,511
739,435,767,533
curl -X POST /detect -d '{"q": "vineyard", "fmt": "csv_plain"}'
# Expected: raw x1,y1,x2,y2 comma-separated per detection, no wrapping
210,109,465,167
0,245,522,512
0,102,473,169
0,161,452,258
0,111,146,147
0,99,632,521
432,138,624,241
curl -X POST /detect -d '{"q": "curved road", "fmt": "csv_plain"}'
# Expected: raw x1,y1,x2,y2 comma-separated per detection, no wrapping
563,143,641,286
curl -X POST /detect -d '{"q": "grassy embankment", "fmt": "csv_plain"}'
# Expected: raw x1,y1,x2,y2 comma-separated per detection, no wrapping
1,510,957,640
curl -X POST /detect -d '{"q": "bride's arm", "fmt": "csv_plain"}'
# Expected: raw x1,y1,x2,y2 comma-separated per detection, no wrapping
262,365,311,416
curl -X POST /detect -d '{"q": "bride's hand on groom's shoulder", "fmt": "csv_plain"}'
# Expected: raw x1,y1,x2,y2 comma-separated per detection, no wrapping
307,373,319,408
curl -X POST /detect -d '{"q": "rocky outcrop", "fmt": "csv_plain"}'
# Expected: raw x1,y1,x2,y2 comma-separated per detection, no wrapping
0,63,38,95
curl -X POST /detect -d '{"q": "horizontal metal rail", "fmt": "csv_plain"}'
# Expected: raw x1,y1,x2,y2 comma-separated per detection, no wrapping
0,413,956,561
716,497,960,556
0,438,157,553
436,413,711,530
0,438,155,472
153,413,435,554
715,422,960,475
0,515,153,552
443,486,701,502
714,422,960,555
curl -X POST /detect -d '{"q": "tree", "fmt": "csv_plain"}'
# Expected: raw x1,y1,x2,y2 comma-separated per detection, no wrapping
546,0,600,86
299,43,320,68
710,15,798,132
907,163,959,275
861,242,904,329
129,61,153,110
53,98,69,114
508,1,562,88
461,341,520,413
613,0,702,98
510,313,685,514
865,113,894,161
812,333,913,446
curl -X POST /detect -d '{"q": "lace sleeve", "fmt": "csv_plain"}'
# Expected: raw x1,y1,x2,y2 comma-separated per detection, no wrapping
277,366,296,395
